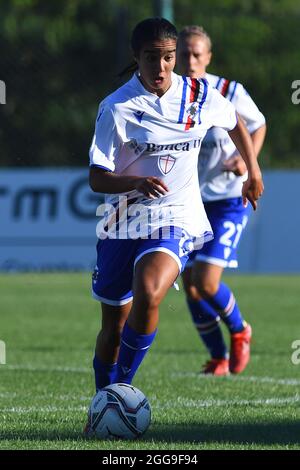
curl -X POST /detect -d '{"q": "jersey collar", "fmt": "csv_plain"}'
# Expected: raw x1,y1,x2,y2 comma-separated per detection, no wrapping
131,71,178,101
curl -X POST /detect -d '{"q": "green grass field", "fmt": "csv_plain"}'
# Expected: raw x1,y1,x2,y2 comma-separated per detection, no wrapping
0,273,300,450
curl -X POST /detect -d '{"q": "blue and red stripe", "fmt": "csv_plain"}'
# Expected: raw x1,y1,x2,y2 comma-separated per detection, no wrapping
185,78,200,130
220,79,230,97
198,78,208,124
229,81,238,101
178,77,188,124
215,77,222,91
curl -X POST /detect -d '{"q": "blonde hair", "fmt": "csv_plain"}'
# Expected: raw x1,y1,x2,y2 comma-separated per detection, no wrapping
178,25,212,52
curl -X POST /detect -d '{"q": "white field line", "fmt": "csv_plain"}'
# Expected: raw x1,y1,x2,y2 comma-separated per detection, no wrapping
0,395,300,414
172,395,300,408
0,392,90,401
171,372,300,387
1,365,90,373
0,405,88,414
2,365,300,388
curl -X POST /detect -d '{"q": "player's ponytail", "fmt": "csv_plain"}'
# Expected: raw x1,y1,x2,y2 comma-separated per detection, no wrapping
118,61,138,78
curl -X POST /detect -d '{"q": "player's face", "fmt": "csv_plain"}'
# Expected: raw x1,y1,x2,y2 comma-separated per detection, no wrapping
176,36,211,78
136,39,177,97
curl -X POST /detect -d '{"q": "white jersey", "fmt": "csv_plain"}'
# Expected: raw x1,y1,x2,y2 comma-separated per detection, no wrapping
89,72,237,245
199,73,266,202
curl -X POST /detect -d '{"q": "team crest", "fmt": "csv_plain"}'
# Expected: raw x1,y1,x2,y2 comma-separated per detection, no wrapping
158,154,176,174
185,102,199,119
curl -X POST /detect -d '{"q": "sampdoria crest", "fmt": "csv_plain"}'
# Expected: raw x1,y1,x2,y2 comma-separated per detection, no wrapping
158,154,176,174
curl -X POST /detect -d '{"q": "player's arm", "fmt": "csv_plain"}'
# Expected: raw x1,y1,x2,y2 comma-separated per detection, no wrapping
223,123,266,176
250,123,267,157
223,83,266,175
89,104,168,199
206,86,264,209
89,166,169,199
228,114,264,210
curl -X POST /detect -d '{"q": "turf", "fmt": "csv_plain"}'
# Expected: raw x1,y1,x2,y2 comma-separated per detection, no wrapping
0,273,300,450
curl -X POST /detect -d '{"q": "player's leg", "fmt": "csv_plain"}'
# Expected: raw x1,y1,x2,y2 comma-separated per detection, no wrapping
194,260,252,374
91,238,136,390
182,262,229,375
194,198,252,373
195,259,246,333
115,250,180,384
131,251,179,332
84,302,132,436
93,302,131,391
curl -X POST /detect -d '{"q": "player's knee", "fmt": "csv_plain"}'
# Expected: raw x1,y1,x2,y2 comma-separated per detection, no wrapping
184,283,201,302
198,279,219,298
134,284,161,311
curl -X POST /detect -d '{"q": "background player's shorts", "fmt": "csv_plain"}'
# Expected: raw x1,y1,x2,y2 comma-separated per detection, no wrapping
187,197,251,269
92,227,194,306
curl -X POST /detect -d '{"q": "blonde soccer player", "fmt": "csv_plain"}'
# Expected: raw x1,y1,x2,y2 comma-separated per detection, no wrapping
177,25,266,375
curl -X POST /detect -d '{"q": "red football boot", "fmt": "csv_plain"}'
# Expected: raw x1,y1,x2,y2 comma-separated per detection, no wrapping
229,324,252,374
201,358,230,376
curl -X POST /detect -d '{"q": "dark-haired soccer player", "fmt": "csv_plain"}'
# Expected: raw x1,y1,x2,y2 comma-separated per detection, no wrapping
88,18,264,395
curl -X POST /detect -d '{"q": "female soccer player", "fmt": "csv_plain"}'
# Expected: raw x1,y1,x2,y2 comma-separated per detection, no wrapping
176,25,266,375
88,18,264,392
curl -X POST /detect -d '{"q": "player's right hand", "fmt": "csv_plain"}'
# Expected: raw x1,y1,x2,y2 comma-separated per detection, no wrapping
242,171,264,210
134,176,169,199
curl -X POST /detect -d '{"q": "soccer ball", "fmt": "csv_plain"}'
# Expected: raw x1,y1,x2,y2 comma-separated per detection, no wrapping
86,383,151,440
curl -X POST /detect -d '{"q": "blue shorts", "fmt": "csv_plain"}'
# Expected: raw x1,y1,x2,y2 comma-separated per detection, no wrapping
92,227,194,306
187,197,250,269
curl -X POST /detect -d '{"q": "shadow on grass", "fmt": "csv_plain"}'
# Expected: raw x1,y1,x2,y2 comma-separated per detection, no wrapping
1,421,300,446
147,421,300,446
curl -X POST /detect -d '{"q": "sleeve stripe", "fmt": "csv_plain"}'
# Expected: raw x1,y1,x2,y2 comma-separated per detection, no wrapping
220,79,230,97
215,77,222,90
229,81,238,101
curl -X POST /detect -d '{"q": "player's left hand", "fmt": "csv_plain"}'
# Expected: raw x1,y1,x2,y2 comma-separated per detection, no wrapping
223,155,247,176
242,171,264,211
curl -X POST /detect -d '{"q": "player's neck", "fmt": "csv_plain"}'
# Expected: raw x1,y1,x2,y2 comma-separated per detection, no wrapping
137,75,172,97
